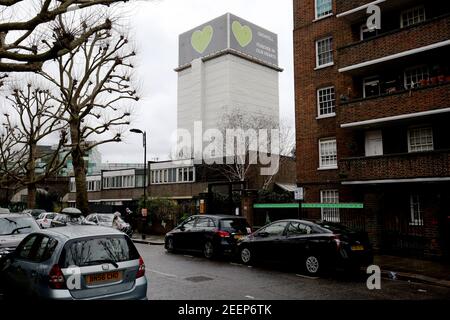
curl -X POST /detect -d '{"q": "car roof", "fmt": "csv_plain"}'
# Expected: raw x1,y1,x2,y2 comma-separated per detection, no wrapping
40,226,124,241
192,215,247,220
265,219,319,226
0,213,34,218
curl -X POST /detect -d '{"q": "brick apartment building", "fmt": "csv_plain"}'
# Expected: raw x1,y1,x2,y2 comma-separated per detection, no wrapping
294,0,450,259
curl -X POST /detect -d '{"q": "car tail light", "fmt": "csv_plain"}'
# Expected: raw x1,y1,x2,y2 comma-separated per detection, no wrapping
136,256,145,279
215,229,230,238
49,264,66,289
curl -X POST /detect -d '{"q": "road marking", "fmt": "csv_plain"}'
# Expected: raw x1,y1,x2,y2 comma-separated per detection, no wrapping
296,274,319,280
147,269,178,278
245,295,255,299
184,255,195,258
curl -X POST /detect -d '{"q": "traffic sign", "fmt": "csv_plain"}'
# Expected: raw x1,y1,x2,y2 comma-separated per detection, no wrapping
294,187,304,201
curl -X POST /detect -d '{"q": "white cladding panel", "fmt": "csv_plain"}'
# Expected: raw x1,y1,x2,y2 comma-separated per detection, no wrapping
177,54,280,137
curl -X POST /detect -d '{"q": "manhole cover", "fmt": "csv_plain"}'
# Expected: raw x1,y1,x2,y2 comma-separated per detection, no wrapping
185,276,214,283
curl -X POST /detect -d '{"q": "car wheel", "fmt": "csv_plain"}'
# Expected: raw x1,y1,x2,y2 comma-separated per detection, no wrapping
305,255,321,276
203,241,215,259
165,237,175,253
240,247,253,265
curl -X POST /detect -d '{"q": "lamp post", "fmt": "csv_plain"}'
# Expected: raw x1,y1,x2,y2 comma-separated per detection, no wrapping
130,128,147,238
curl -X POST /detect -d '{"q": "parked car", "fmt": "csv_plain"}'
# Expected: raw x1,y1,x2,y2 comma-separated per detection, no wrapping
0,214,41,261
0,208,11,214
165,215,251,259
237,219,373,276
22,209,46,219
1,226,147,300
36,212,58,229
83,213,133,237
51,214,84,228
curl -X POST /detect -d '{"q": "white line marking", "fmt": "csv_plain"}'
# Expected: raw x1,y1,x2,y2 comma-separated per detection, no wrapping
147,269,178,278
184,255,195,258
230,263,244,267
245,295,255,299
296,274,319,280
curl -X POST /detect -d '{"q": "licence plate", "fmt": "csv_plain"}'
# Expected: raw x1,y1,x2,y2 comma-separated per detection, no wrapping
351,245,365,251
86,271,122,285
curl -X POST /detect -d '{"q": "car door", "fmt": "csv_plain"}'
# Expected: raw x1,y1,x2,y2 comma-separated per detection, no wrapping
251,221,289,262
5,234,40,295
174,217,196,250
281,222,314,263
193,217,213,251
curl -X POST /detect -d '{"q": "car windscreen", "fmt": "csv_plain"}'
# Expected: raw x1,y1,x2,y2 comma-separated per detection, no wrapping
0,216,40,236
59,236,140,268
219,219,250,234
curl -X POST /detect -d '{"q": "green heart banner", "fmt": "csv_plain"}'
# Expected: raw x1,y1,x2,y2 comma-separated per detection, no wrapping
191,25,214,54
232,21,253,48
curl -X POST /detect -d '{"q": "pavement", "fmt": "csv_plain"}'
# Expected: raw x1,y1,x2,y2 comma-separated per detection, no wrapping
131,234,450,289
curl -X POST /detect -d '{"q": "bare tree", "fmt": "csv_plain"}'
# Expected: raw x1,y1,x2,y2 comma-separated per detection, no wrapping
211,109,295,190
0,83,69,208
0,0,131,73
39,27,138,214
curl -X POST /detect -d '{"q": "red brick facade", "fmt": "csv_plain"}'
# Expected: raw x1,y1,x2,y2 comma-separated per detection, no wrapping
294,0,450,259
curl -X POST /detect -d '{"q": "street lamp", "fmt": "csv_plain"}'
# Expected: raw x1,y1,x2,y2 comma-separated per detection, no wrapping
130,128,147,236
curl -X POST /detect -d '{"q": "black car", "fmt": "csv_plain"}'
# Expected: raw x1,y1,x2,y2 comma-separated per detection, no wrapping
165,215,251,259
237,219,373,275
50,214,84,228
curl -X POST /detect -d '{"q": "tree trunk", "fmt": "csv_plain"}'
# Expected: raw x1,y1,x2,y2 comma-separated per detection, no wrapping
27,183,37,209
27,143,37,209
70,122,89,215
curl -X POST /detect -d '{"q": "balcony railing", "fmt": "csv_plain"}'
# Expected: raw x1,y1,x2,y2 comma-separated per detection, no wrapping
338,14,450,72
338,82,450,126
339,150,450,182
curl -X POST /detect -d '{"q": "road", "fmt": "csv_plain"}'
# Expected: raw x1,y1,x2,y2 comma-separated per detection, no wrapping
137,243,450,300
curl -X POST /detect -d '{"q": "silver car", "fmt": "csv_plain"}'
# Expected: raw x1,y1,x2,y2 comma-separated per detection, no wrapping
1,226,147,300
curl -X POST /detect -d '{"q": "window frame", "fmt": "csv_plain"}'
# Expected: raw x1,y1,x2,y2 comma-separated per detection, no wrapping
317,86,336,118
407,126,434,153
404,65,429,90
320,190,340,223
315,37,334,69
409,194,424,226
400,6,426,28
318,138,338,170
315,0,333,20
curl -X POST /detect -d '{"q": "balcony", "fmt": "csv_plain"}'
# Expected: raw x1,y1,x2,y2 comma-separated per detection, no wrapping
338,14,450,73
339,150,450,182
338,82,450,127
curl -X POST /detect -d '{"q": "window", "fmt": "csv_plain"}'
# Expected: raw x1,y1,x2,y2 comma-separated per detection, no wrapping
408,127,434,153
258,222,289,237
410,194,424,226
401,6,426,28
16,235,39,260
317,86,336,117
316,37,333,68
181,217,196,231
363,77,380,98
286,222,313,236
35,236,58,263
315,0,333,19
321,190,340,223
404,65,429,89
319,138,337,169
195,217,214,228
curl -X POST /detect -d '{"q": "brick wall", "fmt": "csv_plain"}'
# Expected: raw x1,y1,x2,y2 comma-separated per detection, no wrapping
339,83,450,124
339,15,450,69
335,0,374,15
294,0,353,186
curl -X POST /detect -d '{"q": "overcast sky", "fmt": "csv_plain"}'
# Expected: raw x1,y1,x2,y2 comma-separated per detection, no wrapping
99,0,295,163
